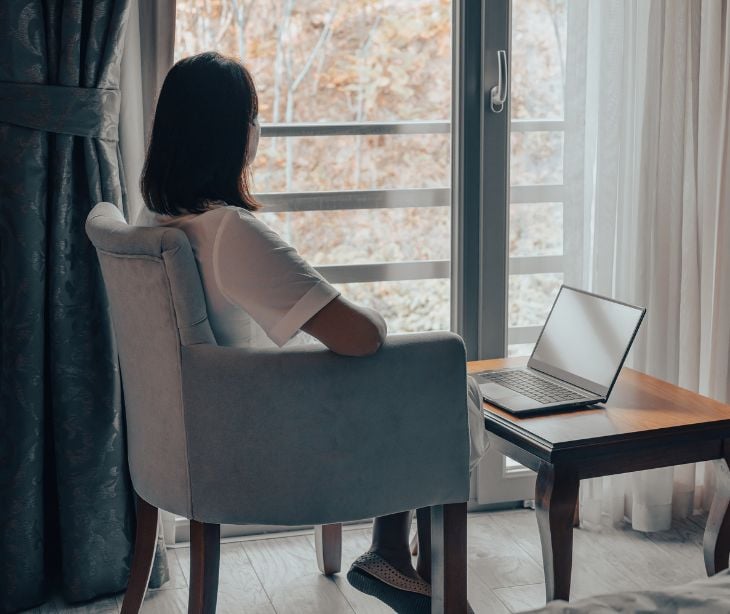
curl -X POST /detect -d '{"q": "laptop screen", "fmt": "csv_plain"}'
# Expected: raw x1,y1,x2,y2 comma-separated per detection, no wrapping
527,286,645,398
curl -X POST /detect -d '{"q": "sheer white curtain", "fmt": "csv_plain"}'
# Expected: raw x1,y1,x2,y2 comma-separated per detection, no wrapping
119,0,176,222
568,0,730,532
119,0,177,542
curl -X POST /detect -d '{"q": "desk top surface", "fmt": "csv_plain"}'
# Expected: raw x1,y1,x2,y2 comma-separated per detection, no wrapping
468,357,730,448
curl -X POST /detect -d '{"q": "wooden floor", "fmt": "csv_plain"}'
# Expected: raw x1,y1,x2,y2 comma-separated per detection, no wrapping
38,509,709,614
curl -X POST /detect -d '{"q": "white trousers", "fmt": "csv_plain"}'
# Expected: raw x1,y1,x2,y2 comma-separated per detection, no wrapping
467,375,489,471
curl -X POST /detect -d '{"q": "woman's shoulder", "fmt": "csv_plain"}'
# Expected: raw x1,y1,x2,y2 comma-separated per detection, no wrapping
214,204,290,250
174,201,258,232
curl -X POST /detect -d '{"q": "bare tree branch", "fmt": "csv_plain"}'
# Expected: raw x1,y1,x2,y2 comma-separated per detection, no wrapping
269,0,294,194
310,14,335,95
290,2,338,95
272,0,294,124
214,0,234,47
354,13,381,186
230,0,256,58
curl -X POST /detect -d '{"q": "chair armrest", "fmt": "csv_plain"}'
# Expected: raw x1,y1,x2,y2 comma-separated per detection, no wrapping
180,332,471,525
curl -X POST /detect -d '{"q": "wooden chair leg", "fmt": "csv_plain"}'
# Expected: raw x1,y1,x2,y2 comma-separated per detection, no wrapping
188,520,220,614
315,523,342,575
431,502,467,613
121,496,159,614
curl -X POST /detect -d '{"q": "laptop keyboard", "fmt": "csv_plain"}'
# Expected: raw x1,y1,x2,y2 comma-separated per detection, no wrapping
480,370,586,404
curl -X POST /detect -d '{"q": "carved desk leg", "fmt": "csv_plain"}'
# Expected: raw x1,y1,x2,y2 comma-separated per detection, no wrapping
704,445,730,576
535,463,579,603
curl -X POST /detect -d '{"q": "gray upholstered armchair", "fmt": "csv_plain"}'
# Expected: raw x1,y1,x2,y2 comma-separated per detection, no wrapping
86,202,471,613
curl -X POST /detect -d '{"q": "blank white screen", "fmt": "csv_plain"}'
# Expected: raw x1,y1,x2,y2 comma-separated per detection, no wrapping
531,288,643,389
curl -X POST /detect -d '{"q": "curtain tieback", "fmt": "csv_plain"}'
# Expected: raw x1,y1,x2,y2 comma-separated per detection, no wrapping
0,82,121,141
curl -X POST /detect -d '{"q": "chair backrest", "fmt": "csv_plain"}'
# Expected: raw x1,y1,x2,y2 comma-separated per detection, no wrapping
85,202,216,517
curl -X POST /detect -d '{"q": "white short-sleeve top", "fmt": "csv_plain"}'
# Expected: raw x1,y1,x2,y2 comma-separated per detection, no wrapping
136,203,340,348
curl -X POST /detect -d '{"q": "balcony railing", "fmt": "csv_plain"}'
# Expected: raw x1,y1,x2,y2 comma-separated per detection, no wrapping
257,119,567,347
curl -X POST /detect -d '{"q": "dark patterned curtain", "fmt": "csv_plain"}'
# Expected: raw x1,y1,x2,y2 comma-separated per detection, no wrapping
0,1,168,611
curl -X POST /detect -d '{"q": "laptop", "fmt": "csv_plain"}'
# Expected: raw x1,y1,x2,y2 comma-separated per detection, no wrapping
475,286,646,415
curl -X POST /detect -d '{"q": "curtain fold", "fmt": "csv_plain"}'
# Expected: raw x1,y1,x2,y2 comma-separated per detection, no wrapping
0,2,170,610
119,0,176,223
118,0,178,559
572,0,730,532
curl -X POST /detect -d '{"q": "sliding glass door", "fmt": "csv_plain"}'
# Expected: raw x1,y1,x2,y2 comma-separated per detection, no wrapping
507,0,586,357
170,0,581,525
469,0,589,504
174,0,457,539
453,0,537,505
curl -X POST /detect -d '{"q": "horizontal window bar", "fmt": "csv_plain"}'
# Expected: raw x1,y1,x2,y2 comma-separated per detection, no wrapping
304,256,561,285
259,119,563,137
510,119,565,132
510,185,565,204
257,188,450,213
257,185,566,212
316,260,449,284
509,255,564,275
507,325,542,345
309,255,561,284
260,120,450,137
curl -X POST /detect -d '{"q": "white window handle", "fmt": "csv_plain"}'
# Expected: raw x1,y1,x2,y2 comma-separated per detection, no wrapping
490,50,508,113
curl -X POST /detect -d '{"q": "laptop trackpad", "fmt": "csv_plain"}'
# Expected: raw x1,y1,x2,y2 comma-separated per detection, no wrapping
480,383,536,411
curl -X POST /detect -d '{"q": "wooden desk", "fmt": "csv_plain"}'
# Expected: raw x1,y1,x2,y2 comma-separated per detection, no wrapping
469,357,730,603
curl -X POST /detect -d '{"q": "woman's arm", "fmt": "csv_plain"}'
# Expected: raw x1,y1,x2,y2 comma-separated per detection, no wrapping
302,296,387,357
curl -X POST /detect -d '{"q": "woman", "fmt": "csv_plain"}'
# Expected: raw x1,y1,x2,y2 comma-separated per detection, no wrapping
138,51,487,613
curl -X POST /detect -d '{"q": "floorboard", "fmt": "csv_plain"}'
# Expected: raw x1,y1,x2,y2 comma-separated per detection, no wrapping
156,550,188,591
177,542,275,613
307,528,393,614
466,512,544,590
42,509,708,614
243,534,354,614
54,596,119,614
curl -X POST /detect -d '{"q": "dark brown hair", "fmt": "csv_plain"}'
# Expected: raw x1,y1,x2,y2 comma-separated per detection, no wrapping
141,52,259,215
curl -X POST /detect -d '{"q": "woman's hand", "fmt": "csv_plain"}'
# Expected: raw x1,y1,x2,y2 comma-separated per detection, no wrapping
302,296,387,357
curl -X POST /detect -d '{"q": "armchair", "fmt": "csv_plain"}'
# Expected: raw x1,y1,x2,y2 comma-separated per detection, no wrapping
86,202,471,613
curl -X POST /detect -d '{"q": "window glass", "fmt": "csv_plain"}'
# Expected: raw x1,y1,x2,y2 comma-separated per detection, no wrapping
334,280,450,333
175,0,451,123
509,0,568,345
510,132,564,186
252,133,450,193
259,207,449,265
511,0,567,120
509,202,563,257
176,0,453,335
508,273,563,327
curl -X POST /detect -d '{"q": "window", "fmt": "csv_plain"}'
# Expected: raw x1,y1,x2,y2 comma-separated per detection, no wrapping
175,0,453,333
471,0,587,503
173,0,581,512
508,0,580,357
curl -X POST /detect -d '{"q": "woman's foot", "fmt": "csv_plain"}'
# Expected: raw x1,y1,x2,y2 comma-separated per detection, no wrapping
349,512,431,612
369,545,422,581
347,550,431,614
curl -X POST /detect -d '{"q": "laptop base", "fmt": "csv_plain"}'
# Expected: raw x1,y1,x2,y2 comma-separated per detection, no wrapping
475,367,604,415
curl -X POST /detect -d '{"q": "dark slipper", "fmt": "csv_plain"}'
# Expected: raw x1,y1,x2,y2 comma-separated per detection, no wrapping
346,552,431,614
